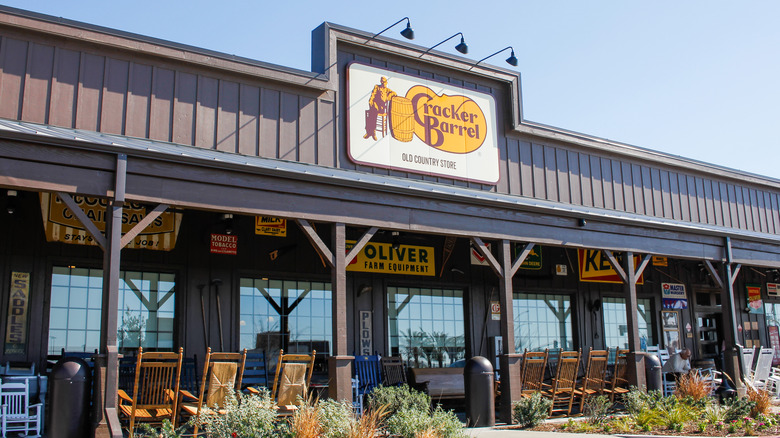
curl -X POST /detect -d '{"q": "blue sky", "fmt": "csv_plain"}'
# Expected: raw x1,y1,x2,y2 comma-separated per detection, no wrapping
5,1,780,179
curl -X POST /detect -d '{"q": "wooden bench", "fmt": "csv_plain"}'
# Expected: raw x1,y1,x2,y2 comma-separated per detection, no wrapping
409,367,464,402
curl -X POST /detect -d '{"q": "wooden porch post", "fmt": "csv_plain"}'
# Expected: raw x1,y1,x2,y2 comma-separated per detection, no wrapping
471,238,535,424
704,237,744,394
297,220,377,402
604,250,651,390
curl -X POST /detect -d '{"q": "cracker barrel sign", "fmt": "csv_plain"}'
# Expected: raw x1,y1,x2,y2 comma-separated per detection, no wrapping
5,272,30,355
39,193,182,251
347,63,499,184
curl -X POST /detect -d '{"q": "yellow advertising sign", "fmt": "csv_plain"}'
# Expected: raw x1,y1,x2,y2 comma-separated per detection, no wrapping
652,256,668,267
5,272,30,355
39,193,182,251
255,216,287,237
577,249,644,284
346,240,435,276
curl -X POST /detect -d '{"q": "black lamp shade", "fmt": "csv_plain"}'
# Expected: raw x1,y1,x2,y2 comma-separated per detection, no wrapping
506,50,518,66
455,37,468,54
400,23,414,40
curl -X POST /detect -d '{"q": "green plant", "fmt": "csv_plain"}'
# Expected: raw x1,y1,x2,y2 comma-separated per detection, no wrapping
697,421,707,432
703,400,727,425
622,387,664,414
724,396,757,423
135,420,186,438
583,395,610,424
367,384,431,418
660,402,696,432
198,390,277,438
317,399,356,438
632,409,661,431
386,406,464,438
512,392,552,428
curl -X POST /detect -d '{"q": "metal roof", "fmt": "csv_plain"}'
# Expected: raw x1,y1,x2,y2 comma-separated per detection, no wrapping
0,117,777,246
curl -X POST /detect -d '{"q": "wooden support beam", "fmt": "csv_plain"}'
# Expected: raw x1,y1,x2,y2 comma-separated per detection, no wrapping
603,250,628,284
509,243,535,278
703,260,724,289
58,192,107,249
471,237,503,277
119,203,169,248
345,227,377,265
297,219,334,267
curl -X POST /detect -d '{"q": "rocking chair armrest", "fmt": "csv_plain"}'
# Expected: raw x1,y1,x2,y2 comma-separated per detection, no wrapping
117,389,133,404
245,386,261,395
179,389,198,402
164,389,177,402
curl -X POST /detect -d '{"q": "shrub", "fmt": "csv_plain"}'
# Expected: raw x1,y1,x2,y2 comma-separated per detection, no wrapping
135,419,186,438
286,402,322,438
350,406,388,438
512,392,552,428
660,402,697,432
747,387,772,417
317,399,356,438
367,384,431,418
702,400,728,425
724,396,757,423
583,395,611,424
622,387,663,415
675,372,712,401
386,406,464,438
198,390,277,438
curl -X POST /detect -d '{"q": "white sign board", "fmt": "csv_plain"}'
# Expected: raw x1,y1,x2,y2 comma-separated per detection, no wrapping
347,63,500,184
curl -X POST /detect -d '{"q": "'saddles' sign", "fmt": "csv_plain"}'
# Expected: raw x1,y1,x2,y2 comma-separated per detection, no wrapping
347,63,499,184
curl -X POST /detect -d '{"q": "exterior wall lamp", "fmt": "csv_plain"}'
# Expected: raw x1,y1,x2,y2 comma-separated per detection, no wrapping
475,46,518,67
368,17,414,41
423,32,468,56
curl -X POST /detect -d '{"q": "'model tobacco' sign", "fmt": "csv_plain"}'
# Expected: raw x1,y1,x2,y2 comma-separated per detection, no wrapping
347,63,499,184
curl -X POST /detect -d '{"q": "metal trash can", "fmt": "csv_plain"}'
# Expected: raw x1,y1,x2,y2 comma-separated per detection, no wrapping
48,357,91,438
464,356,495,427
644,352,662,392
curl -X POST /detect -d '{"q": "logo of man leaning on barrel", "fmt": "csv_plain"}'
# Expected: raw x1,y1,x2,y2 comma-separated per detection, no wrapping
363,77,487,154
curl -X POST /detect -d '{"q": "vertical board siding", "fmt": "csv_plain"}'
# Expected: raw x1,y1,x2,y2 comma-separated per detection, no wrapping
149,67,174,142
126,63,152,138
298,96,316,164
216,80,239,153
172,71,196,145
259,88,280,158
0,37,27,119
75,53,104,131
195,75,218,149
238,83,260,157
48,48,80,128
100,58,128,135
1,36,779,237
21,42,54,124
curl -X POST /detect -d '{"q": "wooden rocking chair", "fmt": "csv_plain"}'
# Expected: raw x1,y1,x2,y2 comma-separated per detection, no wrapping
575,348,609,413
604,349,630,402
520,349,549,396
118,347,183,436
249,349,316,415
546,349,581,417
178,347,247,436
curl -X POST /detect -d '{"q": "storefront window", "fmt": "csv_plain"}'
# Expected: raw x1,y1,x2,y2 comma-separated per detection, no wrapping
603,297,653,349
48,266,176,354
388,287,465,368
513,293,573,351
239,278,332,356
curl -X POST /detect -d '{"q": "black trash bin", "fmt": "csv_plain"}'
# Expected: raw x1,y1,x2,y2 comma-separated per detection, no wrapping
464,356,495,427
644,352,662,392
48,357,91,438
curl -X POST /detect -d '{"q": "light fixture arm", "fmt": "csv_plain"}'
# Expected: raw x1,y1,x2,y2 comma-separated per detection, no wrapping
422,32,467,56
368,17,414,41
474,46,518,67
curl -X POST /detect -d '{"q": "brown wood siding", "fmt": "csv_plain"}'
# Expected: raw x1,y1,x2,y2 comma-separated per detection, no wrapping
0,30,778,236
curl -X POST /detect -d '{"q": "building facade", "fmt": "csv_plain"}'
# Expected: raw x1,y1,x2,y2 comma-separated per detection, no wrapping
0,6,779,436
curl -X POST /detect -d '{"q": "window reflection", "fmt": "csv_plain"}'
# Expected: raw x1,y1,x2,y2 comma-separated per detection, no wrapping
239,278,332,359
388,287,465,368
48,266,176,354
514,293,573,351
603,297,653,349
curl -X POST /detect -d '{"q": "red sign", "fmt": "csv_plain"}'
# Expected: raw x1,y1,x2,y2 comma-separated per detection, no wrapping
769,326,780,366
210,234,237,255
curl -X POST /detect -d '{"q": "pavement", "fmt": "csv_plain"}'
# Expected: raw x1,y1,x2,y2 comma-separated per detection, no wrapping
466,427,615,438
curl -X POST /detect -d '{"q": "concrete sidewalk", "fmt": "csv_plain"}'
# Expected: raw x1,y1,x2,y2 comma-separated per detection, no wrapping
466,427,615,438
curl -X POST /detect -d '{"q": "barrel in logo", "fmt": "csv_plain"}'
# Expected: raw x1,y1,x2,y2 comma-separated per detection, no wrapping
390,96,414,142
